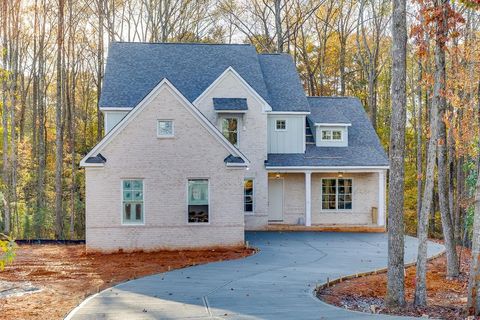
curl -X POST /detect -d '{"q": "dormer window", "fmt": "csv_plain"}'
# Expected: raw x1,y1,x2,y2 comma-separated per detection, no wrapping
321,129,343,141
315,123,350,147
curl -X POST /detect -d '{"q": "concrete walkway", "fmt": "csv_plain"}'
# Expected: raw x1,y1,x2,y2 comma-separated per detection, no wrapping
67,232,444,319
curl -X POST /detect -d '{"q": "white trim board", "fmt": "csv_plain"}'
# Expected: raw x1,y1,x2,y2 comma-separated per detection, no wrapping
314,123,351,127
192,66,272,113
269,111,311,115
265,166,389,173
80,78,250,167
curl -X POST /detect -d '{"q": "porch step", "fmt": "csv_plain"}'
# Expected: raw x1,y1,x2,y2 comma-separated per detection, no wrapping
262,224,386,233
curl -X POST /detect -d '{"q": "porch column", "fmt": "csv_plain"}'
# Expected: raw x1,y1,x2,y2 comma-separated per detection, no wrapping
378,170,386,226
305,171,312,226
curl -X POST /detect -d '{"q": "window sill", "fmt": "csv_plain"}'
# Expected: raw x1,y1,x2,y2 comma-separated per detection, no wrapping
121,222,145,226
244,212,255,216
157,135,175,139
187,222,211,225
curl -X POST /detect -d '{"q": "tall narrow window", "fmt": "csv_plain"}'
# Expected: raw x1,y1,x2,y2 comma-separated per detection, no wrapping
122,180,144,224
337,179,352,209
244,179,254,213
321,179,337,210
222,118,238,146
321,178,353,210
188,179,209,223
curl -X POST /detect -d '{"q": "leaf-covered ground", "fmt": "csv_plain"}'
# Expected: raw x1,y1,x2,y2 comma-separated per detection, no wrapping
0,244,255,320
318,246,471,319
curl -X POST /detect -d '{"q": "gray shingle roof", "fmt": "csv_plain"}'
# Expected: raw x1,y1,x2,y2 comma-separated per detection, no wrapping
266,97,389,167
257,54,310,112
213,98,248,111
85,153,107,164
100,42,309,112
224,155,245,164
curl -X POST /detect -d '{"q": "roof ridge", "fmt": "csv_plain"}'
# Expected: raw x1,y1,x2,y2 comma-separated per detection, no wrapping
111,41,253,46
307,96,357,99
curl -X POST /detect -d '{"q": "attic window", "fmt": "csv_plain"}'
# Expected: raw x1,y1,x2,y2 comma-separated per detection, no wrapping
321,129,342,141
157,120,174,137
275,120,287,131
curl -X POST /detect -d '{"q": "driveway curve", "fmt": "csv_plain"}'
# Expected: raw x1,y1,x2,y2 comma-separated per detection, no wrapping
67,232,444,320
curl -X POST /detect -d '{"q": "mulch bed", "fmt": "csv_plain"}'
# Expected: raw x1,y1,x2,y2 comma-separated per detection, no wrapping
317,246,472,319
0,244,255,320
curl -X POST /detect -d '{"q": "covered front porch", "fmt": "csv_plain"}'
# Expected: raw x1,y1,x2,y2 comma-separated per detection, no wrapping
262,168,387,230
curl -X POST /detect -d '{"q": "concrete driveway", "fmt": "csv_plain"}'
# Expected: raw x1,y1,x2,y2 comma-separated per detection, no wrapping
67,232,444,319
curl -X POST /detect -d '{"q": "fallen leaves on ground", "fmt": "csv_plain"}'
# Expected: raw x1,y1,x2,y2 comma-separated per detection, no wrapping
0,244,255,320
318,246,471,319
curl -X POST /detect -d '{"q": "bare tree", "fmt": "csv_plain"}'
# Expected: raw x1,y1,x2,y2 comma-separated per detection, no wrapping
55,0,65,239
356,0,390,130
386,0,407,307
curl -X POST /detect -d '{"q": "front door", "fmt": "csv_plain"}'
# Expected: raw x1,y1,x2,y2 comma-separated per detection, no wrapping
268,178,284,221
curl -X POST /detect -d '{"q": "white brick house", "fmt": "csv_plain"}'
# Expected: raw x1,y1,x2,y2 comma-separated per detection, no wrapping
80,42,389,252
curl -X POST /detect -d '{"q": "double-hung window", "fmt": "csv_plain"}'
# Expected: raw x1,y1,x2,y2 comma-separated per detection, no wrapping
244,179,254,213
188,179,209,223
222,118,238,146
321,178,352,210
122,180,144,224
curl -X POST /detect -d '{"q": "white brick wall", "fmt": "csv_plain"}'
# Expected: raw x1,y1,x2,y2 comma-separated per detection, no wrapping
194,71,269,229
264,172,380,226
85,85,245,252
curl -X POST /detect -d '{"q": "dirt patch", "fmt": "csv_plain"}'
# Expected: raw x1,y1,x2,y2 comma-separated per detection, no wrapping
0,244,255,320
317,246,471,319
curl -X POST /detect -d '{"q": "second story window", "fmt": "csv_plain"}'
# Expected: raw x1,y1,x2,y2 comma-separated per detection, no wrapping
276,120,287,131
222,118,238,146
321,129,342,141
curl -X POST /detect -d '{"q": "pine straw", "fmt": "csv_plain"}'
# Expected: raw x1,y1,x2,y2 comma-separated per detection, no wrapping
318,246,471,319
0,244,255,320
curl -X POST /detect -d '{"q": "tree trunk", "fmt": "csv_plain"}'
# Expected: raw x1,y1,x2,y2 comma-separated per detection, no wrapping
467,79,480,316
339,38,347,96
55,0,65,239
414,0,447,305
386,0,407,307
96,0,104,141
1,0,10,235
435,0,459,279
274,0,283,53
416,59,423,220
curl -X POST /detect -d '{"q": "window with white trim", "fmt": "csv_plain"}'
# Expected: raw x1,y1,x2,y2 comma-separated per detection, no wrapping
222,118,238,146
122,180,144,223
321,178,352,210
276,120,286,130
157,120,174,137
188,179,209,223
244,179,254,213
321,129,342,141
